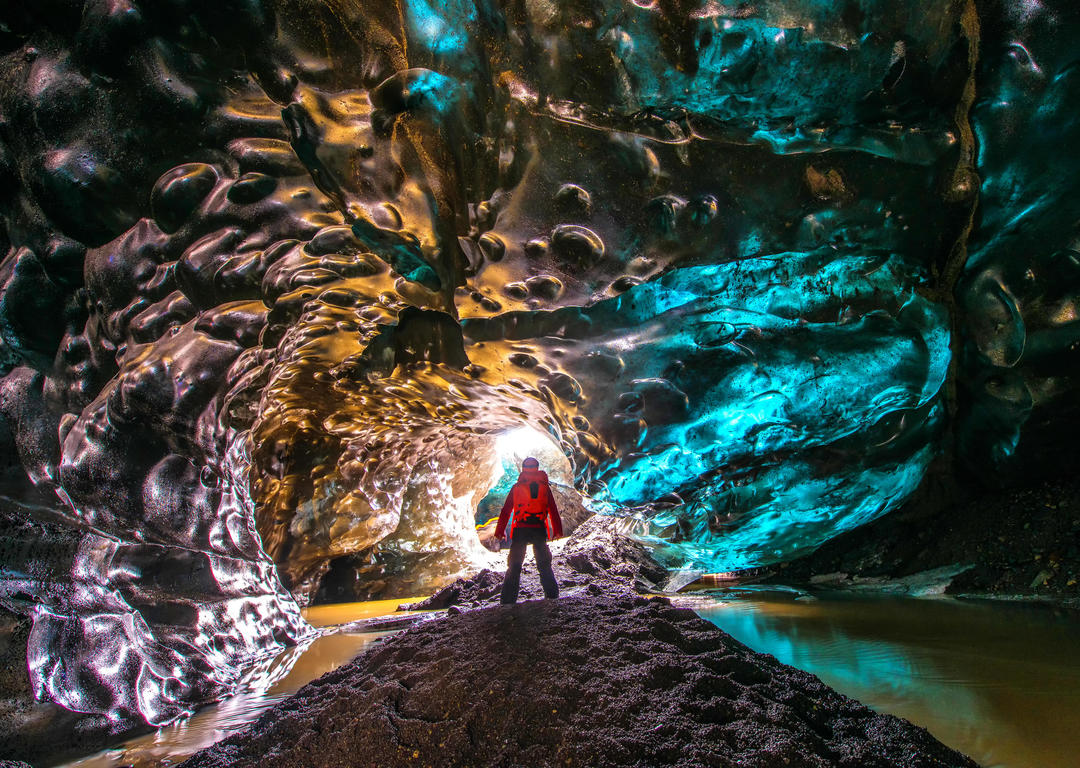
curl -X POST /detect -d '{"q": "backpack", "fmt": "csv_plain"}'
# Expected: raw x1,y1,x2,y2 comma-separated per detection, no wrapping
510,476,549,530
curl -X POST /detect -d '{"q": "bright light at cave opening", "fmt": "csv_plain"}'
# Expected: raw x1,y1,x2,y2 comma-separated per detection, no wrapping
492,427,569,486
471,427,574,536
473,426,577,539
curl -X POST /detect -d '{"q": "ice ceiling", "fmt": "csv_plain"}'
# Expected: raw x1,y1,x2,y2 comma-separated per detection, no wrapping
0,0,1078,726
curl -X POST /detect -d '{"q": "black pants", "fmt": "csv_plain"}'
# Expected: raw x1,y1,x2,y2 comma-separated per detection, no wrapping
500,526,559,604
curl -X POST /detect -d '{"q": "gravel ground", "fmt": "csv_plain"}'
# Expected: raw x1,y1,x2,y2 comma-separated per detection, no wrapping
776,474,1080,599
180,594,977,768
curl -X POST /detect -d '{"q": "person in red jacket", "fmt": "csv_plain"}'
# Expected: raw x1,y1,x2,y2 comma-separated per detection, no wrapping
494,457,563,604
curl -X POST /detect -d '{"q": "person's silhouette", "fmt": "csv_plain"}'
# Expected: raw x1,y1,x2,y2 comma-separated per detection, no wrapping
494,457,563,603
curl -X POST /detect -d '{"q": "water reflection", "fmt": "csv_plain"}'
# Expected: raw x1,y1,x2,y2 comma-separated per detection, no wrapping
303,598,418,628
695,589,1080,768
57,599,420,768
56,592,1079,768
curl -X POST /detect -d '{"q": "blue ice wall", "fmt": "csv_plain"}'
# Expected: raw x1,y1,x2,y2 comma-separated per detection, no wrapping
448,0,967,571
528,246,951,570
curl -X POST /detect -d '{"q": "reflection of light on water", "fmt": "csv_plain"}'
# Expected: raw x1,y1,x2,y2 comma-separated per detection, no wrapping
59,593,1080,768
59,600,418,768
696,592,1080,768
303,597,421,628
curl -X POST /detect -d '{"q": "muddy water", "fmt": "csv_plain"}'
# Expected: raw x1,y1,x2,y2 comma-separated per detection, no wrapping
695,589,1080,768
56,592,1079,768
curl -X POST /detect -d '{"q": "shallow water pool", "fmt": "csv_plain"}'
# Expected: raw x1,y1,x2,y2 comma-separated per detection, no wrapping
695,589,1080,768
55,591,1079,768
55,599,416,768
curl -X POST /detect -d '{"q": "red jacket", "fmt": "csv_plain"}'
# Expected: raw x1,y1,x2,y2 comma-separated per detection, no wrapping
494,468,563,541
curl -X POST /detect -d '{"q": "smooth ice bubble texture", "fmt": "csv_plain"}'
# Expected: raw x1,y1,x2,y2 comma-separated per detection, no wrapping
0,0,1077,728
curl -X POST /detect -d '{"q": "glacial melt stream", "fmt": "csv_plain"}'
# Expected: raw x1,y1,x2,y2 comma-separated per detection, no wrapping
58,593,1080,768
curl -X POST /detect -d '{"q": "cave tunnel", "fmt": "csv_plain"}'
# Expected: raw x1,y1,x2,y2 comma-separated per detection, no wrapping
1,0,1080,765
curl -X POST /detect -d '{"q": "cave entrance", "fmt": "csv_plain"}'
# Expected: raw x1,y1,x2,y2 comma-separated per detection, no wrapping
474,426,582,550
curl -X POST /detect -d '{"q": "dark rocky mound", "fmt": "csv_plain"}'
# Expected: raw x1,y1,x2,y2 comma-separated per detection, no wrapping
776,474,1080,599
558,516,670,590
181,595,976,768
408,515,668,611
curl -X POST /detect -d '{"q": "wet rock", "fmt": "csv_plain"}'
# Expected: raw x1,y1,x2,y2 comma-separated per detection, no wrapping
406,568,505,610
559,515,669,591
777,474,1080,600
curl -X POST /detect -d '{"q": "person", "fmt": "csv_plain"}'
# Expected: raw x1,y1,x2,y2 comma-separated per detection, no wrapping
494,457,563,604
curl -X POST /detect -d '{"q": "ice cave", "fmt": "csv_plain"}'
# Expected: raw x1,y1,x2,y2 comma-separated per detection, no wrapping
0,1,1078,766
